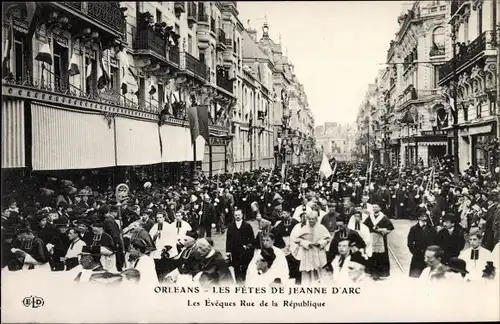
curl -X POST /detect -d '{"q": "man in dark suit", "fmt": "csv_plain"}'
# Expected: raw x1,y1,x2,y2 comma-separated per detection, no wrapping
436,213,465,264
326,214,366,266
482,190,500,251
198,193,216,238
407,208,437,278
225,208,255,284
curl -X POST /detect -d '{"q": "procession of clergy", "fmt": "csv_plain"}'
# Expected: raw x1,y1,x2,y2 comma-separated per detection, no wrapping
2,156,499,287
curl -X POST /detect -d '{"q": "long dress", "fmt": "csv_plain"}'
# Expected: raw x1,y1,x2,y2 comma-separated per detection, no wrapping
363,212,394,278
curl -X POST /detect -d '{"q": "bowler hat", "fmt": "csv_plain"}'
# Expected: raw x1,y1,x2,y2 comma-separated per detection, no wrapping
446,257,469,275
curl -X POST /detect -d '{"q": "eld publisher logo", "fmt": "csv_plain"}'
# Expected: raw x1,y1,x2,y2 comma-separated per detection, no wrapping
22,296,44,308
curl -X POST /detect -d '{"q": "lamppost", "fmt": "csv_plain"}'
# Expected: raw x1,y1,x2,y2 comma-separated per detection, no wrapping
450,21,460,175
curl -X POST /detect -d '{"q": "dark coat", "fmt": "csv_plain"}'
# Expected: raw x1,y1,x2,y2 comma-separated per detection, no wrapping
436,226,465,263
198,250,234,286
225,221,255,266
199,201,216,229
407,222,437,277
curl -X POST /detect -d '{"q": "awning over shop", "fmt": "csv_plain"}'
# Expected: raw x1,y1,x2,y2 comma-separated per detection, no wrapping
31,103,116,170
2,99,25,168
115,117,162,166
419,141,447,146
160,125,205,163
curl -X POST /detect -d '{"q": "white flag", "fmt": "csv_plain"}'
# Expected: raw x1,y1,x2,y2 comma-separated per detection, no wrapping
319,154,333,179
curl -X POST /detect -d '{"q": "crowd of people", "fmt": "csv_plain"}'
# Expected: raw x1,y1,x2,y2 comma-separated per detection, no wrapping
1,156,499,287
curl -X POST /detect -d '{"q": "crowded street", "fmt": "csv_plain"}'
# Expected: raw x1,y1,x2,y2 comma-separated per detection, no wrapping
1,1,500,322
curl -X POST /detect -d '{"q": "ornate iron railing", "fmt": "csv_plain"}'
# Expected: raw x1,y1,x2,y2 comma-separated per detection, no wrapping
60,2,125,36
439,31,491,81
216,74,233,93
133,27,166,59
185,53,208,80
168,46,180,66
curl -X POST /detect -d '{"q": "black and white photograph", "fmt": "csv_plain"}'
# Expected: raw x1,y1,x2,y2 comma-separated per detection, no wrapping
1,0,499,322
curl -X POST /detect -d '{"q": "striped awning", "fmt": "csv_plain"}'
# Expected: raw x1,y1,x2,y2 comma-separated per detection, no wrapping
2,99,25,168
160,125,205,163
115,117,162,166
31,103,116,170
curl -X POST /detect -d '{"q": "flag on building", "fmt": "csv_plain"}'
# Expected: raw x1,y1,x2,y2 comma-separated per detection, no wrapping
319,153,333,179
96,56,110,90
187,104,210,143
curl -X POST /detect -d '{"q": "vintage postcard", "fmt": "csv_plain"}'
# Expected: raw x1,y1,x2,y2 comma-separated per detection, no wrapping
1,0,499,322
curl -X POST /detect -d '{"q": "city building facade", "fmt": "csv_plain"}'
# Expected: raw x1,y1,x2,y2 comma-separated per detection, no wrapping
437,0,499,173
358,1,457,168
315,122,357,161
1,2,245,181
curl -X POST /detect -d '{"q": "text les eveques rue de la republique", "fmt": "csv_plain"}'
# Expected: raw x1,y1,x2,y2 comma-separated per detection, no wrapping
153,286,362,309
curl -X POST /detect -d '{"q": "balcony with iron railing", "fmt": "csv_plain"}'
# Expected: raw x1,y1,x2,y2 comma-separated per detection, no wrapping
216,69,233,93
133,27,166,59
451,0,469,17
58,2,126,39
438,31,495,83
185,53,208,81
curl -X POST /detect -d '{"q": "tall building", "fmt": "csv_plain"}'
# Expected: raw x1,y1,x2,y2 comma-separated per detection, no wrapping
359,0,456,168
437,0,499,173
1,2,238,179
235,26,274,171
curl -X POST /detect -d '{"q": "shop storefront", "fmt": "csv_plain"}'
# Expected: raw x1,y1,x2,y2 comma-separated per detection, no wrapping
457,121,498,172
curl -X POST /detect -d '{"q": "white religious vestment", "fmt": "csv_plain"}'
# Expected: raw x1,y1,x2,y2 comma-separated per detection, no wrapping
459,246,493,281
149,222,177,259
246,246,289,286
168,220,192,257
331,254,351,283
131,254,158,285
347,215,373,257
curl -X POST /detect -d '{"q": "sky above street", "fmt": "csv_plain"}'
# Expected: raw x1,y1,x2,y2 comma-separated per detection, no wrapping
238,1,409,125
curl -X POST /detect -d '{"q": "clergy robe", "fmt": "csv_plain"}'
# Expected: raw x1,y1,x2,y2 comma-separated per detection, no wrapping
294,223,330,285
347,215,372,257
459,246,493,281
19,237,51,272
91,232,116,272
331,253,351,284
64,238,86,271
245,246,289,286
226,220,255,283
197,250,234,287
407,222,437,278
363,212,394,278
131,254,159,285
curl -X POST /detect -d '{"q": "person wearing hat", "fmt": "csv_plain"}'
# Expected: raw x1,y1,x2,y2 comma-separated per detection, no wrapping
2,226,23,271
49,217,71,271
245,247,280,286
407,208,437,278
481,189,500,252
74,245,108,283
458,231,493,281
347,251,371,284
436,213,465,264
347,211,372,258
320,201,340,236
444,257,470,282
127,238,158,285
99,204,125,271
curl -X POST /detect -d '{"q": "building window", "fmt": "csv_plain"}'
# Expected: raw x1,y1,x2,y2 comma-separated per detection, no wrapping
175,24,180,35
433,65,441,88
53,42,69,91
188,34,193,54
158,83,164,108
156,9,162,23
13,31,25,82
430,27,445,56
110,66,119,92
